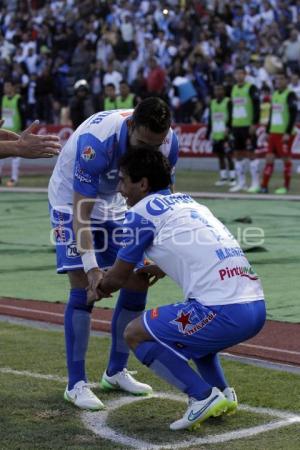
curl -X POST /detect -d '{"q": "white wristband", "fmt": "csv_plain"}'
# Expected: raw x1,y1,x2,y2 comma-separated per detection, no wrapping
82,251,98,273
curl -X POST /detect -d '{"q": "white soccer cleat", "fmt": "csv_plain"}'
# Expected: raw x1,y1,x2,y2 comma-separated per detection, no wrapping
64,380,104,410
100,369,153,395
223,386,238,415
247,185,260,194
170,387,228,431
215,179,228,186
229,183,248,193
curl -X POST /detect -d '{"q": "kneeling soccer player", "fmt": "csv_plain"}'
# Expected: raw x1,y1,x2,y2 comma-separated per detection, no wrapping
89,147,266,431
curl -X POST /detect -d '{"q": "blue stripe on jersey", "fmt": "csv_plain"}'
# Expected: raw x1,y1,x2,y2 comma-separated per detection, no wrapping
118,118,130,155
169,132,179,167
117,211,155,264
73,132,115,197
169,132,179,184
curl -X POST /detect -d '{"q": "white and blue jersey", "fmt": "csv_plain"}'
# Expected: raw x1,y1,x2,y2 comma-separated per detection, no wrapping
48,110,179,221
118,190,264,306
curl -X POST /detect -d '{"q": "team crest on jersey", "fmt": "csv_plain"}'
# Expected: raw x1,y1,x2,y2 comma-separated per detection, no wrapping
171,306,216,336
81,146,96,161
53,224,65,243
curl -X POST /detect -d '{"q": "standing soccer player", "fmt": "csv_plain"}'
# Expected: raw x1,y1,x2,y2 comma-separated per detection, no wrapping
206,84,235,186
48,97,179,410
230,67,261,193
260,72,297,194
92,147,266,431
0,80,26,186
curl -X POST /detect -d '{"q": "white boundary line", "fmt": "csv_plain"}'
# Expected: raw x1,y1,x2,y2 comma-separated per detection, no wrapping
189,191,300,201
239,342,300,356
0,367,99,388
82,392,300,449
0,304,111,325
1,186,300,201
1,303,298,355
1,367,299,449
2,315,300,373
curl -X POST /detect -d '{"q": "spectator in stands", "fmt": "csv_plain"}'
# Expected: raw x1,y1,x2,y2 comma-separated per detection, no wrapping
120,14,135,56
103,61,123,94
288,72,300,120
96,33,113,66
36,65,54,124
24,47,39,75
145,56,166,98
71,39,93,80
52,56,70,107
261,72,298,194
169,69,199,123
280,28,300,74
26,73,38,123
0,0,299,153
69,79,95,129
88,60,105,111
0,79,26,186
131,68,147,103
248,55,272,90
126,49,142,86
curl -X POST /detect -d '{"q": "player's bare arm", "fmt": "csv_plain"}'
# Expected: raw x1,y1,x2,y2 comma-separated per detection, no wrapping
87,259,136,304
73,191,105,299
135,264,166,286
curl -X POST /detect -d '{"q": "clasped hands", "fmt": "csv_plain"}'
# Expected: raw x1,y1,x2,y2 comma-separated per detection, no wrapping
86,268,110,305
86,264,166,305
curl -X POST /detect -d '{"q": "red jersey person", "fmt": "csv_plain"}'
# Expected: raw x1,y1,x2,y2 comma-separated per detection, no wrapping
261,72,298,194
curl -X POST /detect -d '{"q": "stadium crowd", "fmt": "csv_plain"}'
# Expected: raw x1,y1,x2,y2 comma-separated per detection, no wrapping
0,0,300,126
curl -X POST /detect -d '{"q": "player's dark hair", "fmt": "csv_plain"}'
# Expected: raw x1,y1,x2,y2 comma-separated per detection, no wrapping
119,147,172,191
132,97,171,133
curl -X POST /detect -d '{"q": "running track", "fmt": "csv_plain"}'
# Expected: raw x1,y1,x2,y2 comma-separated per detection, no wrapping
0,296,299,367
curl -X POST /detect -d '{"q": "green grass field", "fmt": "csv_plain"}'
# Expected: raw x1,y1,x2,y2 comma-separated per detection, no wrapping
1,170,300,449
0,182,299,321
1,321,300,450
2,167,300,193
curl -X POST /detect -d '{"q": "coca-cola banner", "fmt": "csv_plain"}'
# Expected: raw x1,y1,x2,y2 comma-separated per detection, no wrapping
174,124,300,158
36,124,300,159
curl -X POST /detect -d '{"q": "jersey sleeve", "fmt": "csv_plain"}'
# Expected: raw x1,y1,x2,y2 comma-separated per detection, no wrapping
73,132,112,198
117,211,156,264
168,131,179,184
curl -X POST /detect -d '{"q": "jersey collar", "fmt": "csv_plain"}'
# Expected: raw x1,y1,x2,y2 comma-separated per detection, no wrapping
148,188,171,196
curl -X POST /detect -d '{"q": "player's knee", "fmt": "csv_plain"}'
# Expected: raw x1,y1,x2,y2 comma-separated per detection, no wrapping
124,319,142,350
124,321,136,348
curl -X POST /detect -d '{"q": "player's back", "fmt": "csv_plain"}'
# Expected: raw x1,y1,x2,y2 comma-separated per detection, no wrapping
48,110,131,215
131,192,264,306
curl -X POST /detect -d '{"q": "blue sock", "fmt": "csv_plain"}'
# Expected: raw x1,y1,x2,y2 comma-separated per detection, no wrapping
134,341,212,400
106,289,147,376
64,288,93,390
193,353,228,391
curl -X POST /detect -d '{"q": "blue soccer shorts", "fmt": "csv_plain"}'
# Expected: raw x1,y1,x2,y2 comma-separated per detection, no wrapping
49,206,125,273
143,298,266,361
